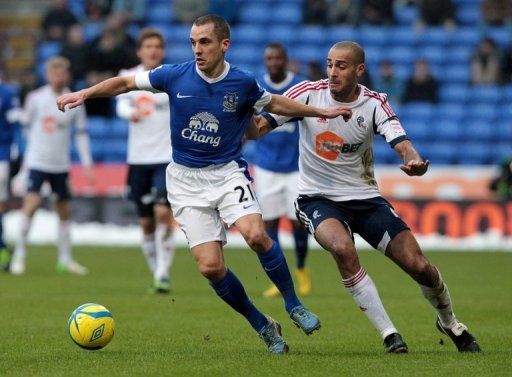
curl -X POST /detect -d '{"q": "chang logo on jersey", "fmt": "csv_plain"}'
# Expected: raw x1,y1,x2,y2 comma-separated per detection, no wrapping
222,92,238,112
182,112,221,147
315,131,363,161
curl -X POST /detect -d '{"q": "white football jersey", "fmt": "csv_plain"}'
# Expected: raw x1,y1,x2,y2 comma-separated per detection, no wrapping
117,65,171,164
268,81,408,201
23,85,87,173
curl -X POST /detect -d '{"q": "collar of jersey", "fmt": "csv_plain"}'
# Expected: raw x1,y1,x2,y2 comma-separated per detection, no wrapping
263,71,295,91
195,61,230,83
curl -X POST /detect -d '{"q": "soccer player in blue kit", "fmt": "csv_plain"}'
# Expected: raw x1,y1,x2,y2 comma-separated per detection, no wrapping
57,15,352,354
253,43,312,298
0,80,20,270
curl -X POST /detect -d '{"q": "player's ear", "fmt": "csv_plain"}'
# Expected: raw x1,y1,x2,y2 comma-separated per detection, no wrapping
356,63,365,78
221,39,230,53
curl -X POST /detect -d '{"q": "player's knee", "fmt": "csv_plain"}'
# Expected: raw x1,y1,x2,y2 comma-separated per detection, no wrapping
243,229,268,251
198,260,225,280
330,239,357,262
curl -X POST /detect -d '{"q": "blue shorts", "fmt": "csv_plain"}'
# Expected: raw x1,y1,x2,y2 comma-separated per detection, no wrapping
126,163,169,217
295,195,409,252
27,169,71,201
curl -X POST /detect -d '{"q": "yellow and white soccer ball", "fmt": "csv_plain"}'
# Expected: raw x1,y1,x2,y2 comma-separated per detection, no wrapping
68,303,115,350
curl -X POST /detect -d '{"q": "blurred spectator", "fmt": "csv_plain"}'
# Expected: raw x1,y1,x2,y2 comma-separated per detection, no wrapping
359,0,394,25
111,0,147,25
481,0,512,26
402,59,438,103
489,157,512,199
209,0,238,25
328,0,359,25
502,44,512,83
303,0,328,25
41,0,78,41
86,0,112,22
85,14,138,116
60,25,89,88
307,61,326,81
471,37,501,85
173,0,209,24
374,60,403,104
416,0,456,29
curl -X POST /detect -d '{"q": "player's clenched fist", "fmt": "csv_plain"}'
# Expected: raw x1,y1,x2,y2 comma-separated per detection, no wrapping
400,160,430,176
323,106,352,121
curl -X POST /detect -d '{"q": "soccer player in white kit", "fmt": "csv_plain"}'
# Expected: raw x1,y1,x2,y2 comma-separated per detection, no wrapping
10,57,93,275
116,29,175,293
252,41,481,353
56,15,352,354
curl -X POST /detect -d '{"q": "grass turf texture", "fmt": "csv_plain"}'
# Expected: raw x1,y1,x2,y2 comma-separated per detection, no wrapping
1,246,511,377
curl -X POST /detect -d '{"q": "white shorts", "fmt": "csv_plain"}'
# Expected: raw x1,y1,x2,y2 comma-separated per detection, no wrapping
0,161,10,201
253,166,299,221
166,161,261,248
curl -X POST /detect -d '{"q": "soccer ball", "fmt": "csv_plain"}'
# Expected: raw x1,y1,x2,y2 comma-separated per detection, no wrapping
68,303,115,350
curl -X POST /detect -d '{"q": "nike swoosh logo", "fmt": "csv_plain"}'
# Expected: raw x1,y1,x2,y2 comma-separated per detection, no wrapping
177,93,193,98
243,204,254,209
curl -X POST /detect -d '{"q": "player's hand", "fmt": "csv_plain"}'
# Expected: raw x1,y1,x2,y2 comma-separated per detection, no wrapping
323,106,352,121
131,112,143,122
400,159,430,176
56,90,86,112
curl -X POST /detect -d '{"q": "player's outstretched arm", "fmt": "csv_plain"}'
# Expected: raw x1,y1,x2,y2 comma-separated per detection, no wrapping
57,76,137,112
265,94,352,120
394,140,430,176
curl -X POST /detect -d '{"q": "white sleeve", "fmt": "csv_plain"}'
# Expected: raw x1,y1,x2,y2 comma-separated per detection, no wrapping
373,95,407,146
253,90,272,113
135,71,161,93
21,92,36,127
116,95,135,120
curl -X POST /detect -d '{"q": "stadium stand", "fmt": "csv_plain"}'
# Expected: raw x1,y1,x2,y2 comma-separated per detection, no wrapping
23,0,512,166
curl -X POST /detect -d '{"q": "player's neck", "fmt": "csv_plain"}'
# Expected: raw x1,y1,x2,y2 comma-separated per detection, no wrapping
269,71,287,84
331,85,360,103
50,84,65,94
203,60,226,79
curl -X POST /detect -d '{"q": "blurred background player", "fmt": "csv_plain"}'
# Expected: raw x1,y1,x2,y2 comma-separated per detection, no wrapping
253,43,312,298
116,28,175,293
0,78,21,271
9,57,93,275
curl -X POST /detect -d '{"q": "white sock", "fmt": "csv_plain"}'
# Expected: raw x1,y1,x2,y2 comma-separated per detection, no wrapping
14,213,31,260
154,224,175,281
142,233,157,273
57,220,72,265
343,267,398,340
419,270,457,329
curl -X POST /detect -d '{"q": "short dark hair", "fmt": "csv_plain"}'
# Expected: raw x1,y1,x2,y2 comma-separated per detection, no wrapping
193,14,231,41
331,41,365,65
265,42,288,59
136,28,165,49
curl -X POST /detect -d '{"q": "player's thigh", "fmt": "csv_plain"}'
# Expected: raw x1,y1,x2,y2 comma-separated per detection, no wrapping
355,198,410,253
190,240,226,278
253,166,287,221
216,170,262,227
48,172,71,202
0,161,10,204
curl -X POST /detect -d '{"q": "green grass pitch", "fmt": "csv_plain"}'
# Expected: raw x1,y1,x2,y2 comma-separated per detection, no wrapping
1,246,511,377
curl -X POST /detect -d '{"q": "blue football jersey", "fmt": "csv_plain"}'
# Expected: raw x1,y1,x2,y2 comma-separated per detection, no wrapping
140,61,271,168
253,72,306,173
0,84,18,161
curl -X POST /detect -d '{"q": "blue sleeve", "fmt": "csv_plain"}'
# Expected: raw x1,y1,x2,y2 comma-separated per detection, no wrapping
246,77,266,107
148,64,173,92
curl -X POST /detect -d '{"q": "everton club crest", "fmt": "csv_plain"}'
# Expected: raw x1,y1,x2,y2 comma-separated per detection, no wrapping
223,92,238,112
